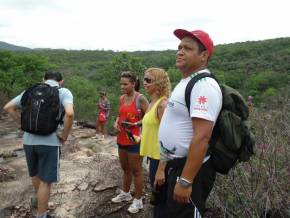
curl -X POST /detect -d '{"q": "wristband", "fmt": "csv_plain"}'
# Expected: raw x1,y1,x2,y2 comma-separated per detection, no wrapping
176,177,192,188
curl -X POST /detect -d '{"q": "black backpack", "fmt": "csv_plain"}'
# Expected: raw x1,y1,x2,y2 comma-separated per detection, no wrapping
185,73,255,174
21,83,62,135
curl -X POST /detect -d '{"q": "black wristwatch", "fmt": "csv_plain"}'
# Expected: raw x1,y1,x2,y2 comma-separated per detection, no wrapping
176,177,192,188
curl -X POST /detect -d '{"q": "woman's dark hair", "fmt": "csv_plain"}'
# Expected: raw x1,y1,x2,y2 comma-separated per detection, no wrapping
120,71,140,92
44,70,63,82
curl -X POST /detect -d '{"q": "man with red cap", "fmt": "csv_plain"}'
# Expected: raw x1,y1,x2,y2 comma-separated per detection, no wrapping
154,29,222,217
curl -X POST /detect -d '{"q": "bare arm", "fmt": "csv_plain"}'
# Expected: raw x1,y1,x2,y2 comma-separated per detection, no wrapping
3,100,21,129
156,98,167,121
155,160,167,186
105,101,110,117
98,100,106,110
114,116,121,134
58,103,74,143
140,95,149,116
135,95,149,126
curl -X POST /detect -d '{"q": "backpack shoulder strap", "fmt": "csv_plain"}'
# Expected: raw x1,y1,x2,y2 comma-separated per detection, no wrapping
21,83,47,104
28,82,48,91
185,72,218,113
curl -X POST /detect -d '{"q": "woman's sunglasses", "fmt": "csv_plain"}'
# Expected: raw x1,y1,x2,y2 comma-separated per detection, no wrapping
143,77,152,83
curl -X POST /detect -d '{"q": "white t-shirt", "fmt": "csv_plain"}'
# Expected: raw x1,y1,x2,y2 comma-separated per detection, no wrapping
158,69,222,159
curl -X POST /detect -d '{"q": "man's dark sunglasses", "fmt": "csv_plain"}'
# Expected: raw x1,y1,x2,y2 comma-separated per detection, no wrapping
143,77,152,83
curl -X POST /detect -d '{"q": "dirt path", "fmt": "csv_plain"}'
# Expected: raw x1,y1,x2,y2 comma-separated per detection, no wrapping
0,115,152,218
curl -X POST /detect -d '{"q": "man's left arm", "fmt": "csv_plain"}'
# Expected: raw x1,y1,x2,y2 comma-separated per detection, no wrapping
3,100,21,129
173,117,214,203
135,95,149,126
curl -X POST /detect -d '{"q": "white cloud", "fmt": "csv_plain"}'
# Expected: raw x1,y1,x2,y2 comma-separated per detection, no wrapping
0,0,289,50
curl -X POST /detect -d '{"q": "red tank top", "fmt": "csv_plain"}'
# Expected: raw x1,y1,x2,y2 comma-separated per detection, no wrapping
117,92,142,145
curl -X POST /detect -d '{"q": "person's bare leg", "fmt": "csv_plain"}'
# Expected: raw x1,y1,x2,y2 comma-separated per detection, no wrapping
37,180,52,215
32,176,40,193
96,119,99,134
31,176,40,213
100,123,105,139
128,153,143,199
103,122,107,135
118,149,132,192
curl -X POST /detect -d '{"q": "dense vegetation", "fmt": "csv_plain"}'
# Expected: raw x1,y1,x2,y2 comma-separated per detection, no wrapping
209,90,290,217
0,38,289,216
1,37,289,125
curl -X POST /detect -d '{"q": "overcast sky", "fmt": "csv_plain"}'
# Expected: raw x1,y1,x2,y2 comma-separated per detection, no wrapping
0,0,289,51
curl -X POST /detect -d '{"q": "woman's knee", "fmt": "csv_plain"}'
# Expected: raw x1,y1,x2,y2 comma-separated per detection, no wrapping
122,167,131,175
131,167,143,177
120,160,131,173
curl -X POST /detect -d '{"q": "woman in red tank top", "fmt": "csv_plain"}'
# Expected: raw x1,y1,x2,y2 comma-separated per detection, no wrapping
111,71,149,213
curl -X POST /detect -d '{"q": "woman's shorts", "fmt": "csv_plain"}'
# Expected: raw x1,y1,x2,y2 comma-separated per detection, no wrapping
117,143,140,154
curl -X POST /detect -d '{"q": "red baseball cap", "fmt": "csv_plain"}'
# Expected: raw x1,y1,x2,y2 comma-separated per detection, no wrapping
174,29,214,58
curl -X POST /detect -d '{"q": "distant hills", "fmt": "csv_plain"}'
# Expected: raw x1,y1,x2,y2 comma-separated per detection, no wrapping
1,36,289,121
0,41,31,51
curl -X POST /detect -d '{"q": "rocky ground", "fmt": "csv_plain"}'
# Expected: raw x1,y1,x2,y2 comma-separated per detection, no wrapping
0,115,153,218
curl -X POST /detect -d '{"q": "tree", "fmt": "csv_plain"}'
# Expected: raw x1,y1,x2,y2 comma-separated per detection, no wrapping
111,52,146,80
0,51,51,97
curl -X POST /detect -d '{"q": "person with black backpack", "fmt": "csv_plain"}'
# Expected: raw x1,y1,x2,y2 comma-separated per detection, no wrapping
154,29,222,218
3,71,74,218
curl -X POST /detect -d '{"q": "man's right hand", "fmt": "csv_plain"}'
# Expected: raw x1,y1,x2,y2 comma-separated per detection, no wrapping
57,134,67,144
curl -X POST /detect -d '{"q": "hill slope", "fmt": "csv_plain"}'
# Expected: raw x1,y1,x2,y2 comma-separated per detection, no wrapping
0,41,31,51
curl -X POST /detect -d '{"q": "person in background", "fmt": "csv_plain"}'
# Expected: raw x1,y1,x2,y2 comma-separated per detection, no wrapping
139,67,171,218
111,71,149,214
95,91,110,140
3,71,74,218
155,29,222,217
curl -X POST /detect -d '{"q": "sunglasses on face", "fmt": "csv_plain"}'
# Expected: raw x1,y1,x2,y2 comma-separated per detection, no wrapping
143,77,152,83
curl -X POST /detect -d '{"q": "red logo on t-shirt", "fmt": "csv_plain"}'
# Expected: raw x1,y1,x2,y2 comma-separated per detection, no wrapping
198,96,207,104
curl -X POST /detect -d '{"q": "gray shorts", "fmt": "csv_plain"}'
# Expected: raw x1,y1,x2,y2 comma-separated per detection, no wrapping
24,145,60,183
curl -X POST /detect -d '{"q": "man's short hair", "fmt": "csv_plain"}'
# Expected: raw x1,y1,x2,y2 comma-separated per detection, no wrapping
44,70,63,82
195,40,206,54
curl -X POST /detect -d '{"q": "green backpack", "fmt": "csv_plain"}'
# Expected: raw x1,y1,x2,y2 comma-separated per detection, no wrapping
185,73,255,174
